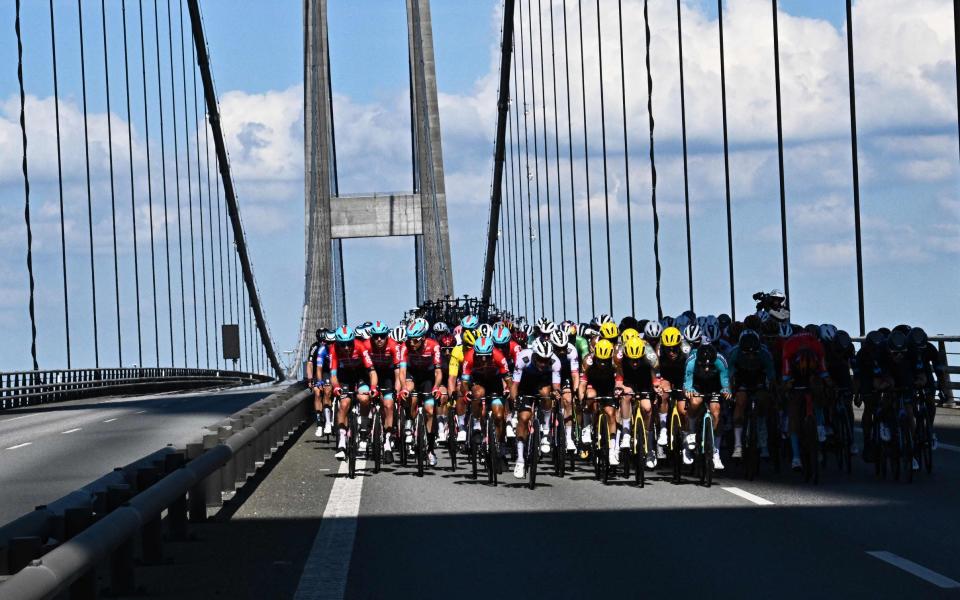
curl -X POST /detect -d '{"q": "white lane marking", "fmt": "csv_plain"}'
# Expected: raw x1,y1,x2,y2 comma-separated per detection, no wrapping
103,418,118,423
1,414,35,423
61,428,82,434
867,551,960,589
6,442,32,450
938,442,960,452
293,460,365,600
134,410,147,414
722,487,775,506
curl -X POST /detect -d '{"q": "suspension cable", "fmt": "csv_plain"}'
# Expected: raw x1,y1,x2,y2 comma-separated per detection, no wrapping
512,40,529,320
718,0,736,319
524,0,546,317
561,0,580,323
101,0,123,366
643,0,663,319
771,0,790,304
595,0,614,316
202,64,220,367
505,113,517,316
616,0,636,316
16,0,38,371
153,0,176,365
189,19,211,368
517,4,537,319
78,0,101,368
178,0,200,367
577,0,596,317
49,0,71,368
121,1,144,366
548,2,566,318
536,0,555,320
139,0,161,366
677,0,694,312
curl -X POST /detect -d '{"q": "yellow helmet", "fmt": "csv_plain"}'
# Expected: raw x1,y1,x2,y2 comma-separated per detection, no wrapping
660,326,682,347
599,322,619,340
623,337,646,359
595,339,614,360
461,329,477,347
621,328,640,342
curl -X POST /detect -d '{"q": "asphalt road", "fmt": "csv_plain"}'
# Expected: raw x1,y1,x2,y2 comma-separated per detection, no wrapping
129,407,960,599
0,384,279,525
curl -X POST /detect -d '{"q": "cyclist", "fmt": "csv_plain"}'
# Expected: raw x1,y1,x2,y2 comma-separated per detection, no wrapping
782,327,830,471
364,321,402,463
654,326,690,457
910,327,945,449
877,330,920,470
683,343,731,470
727,329,775,459
459,336,512,456
398,320,446,467
616,336,658,468
509,339,561,479
492,324,522,370
448,328,477,443
551,329,581,452
306,328,334,437
580,338,621,467
822,326,858,455
329,326,378,460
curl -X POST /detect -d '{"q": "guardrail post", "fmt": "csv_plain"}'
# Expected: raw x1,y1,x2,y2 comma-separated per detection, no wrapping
7,536,41,574
164,452,189,541
186,442,207,523
218,424,237,495
201,432,223,511
106,486,135,596
136,468,163,565
938,340,955,405
64,507,97,600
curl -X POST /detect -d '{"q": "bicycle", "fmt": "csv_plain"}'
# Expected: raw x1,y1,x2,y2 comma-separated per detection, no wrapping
369,389,387,474
627,391,652,488
689,392,721,488
463,392,486,481
410,391,430,477
656,389,685,484
592,396,617,485
740,386,771,481
913,387,934,475
516,395,542,490
339,389,361,479
793,385,820,484
484,397,504,486
828,387,854,475
551,388,568,478
444,393,458,472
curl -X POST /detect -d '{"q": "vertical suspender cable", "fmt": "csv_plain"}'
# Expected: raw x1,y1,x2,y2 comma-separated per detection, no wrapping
536,0,556,320
203,69,220,366
191,31,211,367
525,0,546,316
512,41,529,320
955,0,959,162
49,0,72,368
166,0,190,366
617,0,636,316
140,0,161,366
79,0,102,368
845,0,865,336
518,3,538,319
595,0,614,317
771,0,790,304
505,116,517,315
16,0,39,371
153,0,176,365
577,0,596,317
643,0,663,319
221,166,233,325
561,0,581,323
718,0,735,319
101,0,124,367
548,2,567,318
121,2,144,366
676,0,694,312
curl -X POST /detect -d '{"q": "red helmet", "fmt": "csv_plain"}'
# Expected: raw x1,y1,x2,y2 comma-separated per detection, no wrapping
438,333,457,349
513,329,528,346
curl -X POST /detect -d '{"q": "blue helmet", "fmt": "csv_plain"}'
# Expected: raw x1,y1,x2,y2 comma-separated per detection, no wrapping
492,324,512,345
334,326,355,343
369,320,390,336
474,336,494,356
406,320,428,339
460,315,479,330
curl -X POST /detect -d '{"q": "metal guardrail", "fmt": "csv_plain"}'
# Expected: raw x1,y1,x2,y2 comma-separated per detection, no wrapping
0,384,311,599
0,368,274,410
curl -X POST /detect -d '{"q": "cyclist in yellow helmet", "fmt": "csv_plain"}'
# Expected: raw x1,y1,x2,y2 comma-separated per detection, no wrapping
654,325,691,457
616,336,660,468
579,338,620,467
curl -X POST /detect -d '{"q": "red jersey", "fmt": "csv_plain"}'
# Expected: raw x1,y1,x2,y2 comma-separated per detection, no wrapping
399,339,441,371
363,338,401,371
329,340,374,373
497,340,522,368
782,333,828,382
461,348,510,381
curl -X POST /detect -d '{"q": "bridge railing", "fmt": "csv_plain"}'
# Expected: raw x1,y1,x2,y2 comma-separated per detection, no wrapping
0,368,274,411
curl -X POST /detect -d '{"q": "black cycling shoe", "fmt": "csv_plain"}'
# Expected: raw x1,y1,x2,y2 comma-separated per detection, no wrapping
384,450,394,464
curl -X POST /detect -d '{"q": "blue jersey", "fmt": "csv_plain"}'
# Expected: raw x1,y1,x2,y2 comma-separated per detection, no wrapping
683,349,730,395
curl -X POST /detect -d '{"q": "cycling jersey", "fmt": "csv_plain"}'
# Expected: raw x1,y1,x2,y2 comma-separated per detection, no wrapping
364,338,401,372
329,340,374,374
461,348,510,389
781,333,828,383
448,344,467,380
574,336,590,360
824,345,854,389
494,340,522,370
727,345,775,389
582,354,617,396
555,342,581,385
879,350,924,390
656,345,691,389
615,350,656,392
683,349,731,395
512,348,561,390
400,339,441,373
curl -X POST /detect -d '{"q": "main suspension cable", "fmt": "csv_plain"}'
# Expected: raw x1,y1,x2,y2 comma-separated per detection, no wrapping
577,0,596,317
561,0,581,323
595,0,614,316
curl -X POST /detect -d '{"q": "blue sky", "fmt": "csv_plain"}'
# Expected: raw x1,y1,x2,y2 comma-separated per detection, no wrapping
0,0,957,371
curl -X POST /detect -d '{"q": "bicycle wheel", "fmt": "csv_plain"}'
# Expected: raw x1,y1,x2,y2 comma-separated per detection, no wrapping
487,413,498,486
372,412,383,474
348,412,358,480
634,410,645,488
416,413,426,478
553,408,565,478
599,414,611,486
670,413,682,484
469,413,479,481
703,416,714,488
448,405,458,472
918,416,933,474
398,404,408,468
838,407,853,475
528,426,540,490
901,418,914,484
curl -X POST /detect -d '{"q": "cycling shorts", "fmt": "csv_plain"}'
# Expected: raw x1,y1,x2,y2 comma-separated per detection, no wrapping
467,374,505,398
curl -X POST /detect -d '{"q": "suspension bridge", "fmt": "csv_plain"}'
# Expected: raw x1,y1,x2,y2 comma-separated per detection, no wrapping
0,0,958,598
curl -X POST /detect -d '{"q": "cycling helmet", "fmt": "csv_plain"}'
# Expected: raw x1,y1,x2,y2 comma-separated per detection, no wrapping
531,339,554,359
323,331,336,343
908,327,928,349
460,315,479,330
756,310,771,324
682,324,702,343
819,324,837,342
778,322,793,338
433,322,449,334
492,325,512,345
674,314,691,330
369,320,390,336
477,323,493,337
536,317,556,334
406,320,428,339
864,330,884,350
550,330,569,348
599,322,619,340
334,326,355,343
696,316,708,330
315,328,326,341
892,324,911,335
739,329,761,352
594,339,614,360
579,325,598,339
697,344,718,365
834,330,853,352
705,315,719,328
474,336,495,356
623,337,646,360
660,316,675,328
717,314,732,329
660,327,682,348
643,320,662,340
621,328,640,342
803,324,821,339
704,323,721,344
513,329,529,346
438,333,456,349
461,329,477,347
523,324,536,337
390,326,407,343
596,313,614,325
887,330,909,355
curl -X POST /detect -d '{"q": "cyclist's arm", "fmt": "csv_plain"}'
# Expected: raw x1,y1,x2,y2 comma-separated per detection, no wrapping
716,357,731,394
683,353,696,393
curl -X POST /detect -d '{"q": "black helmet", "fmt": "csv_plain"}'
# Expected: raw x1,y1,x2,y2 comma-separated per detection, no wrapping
908,327,928,349
892,324,911,335
804,324,820,339
887,330,908,354
739,329,761,353
864,330,884,350
834,330,853,352
697,344,718,364
877,327,891,340
717,313,732,328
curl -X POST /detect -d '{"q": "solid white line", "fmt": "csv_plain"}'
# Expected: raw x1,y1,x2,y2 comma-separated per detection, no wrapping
5,442,32,450
61,428,82,434
103,418,118,423
722,487,775,506
1,414,35,423
293,460,365,600
867,551,960,589
938,442,960,452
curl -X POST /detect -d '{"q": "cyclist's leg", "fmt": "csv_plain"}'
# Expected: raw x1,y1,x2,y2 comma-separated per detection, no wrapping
619,389,633,442
539,386,553,439
788,388,803,465
733,389,748,452
561,386,575,448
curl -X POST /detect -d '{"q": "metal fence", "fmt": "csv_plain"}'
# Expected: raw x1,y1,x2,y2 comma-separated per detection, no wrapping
0,368,274,411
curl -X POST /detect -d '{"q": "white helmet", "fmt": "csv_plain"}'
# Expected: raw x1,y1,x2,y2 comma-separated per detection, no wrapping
682,324,702,343
433,322,449,334
550,330,569,348
596,313,613,325
478,323,493,337
531,339,554,359
536,318,556,335
643,321,662,340
390,326,407,342
769,308,791,322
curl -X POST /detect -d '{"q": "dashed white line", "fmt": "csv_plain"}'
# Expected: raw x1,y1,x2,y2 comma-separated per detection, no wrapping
134,410,147,414
938,442,960,452
61,428,82,434
103,418,118,423
722,487,775,506
867,551,960,589
6,442,32,450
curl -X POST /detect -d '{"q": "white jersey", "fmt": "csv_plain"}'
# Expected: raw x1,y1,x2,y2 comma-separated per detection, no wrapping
512,348,561,385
